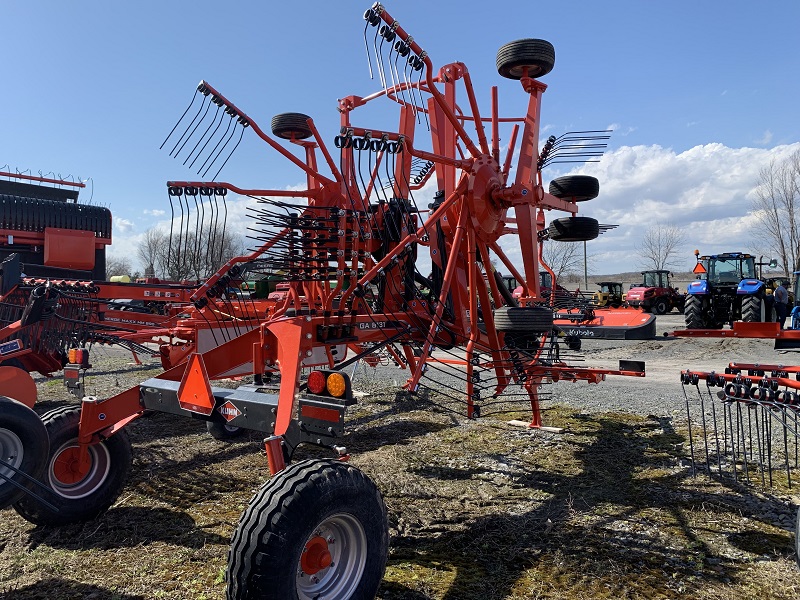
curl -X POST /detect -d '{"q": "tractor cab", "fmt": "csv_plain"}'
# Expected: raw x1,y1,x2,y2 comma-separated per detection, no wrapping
626,270,684,315
593,281,623,308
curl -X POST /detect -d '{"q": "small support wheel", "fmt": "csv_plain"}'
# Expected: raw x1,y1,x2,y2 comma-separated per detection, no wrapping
0,396,48,507
547,216,600,242
13,406,132,525
496,39,555,80
548,175,599,202
206,420,246,441
271,113,314,140
227,459,388,600
493,306,554,333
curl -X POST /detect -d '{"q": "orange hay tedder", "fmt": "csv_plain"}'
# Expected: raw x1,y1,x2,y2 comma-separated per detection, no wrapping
1,4,648,598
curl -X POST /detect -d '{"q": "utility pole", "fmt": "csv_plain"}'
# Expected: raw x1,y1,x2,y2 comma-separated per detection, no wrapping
583,240,588,290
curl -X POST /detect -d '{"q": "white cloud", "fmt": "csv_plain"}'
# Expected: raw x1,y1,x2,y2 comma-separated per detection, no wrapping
114,217,134,233
108,142,800,278
606,123,636,136
755,130,773,145
144,209,166,216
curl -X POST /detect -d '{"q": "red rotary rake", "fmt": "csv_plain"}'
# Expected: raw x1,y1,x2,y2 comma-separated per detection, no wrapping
1,4,647,598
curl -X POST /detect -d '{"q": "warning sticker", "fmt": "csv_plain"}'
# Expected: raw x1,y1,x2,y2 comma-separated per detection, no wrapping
217,400,242,422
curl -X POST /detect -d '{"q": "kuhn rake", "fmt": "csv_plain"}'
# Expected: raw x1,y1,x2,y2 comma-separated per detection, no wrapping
681,363,800,487
3,5,647,599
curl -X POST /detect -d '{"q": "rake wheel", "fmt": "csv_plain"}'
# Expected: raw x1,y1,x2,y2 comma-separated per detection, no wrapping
493,306,554,333
496,38,555,79
271,112,314,140
0,396,48,507
548,175,599,202
547,216,600,242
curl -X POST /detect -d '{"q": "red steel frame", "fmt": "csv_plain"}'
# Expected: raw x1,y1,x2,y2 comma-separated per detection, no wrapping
66,5,646,475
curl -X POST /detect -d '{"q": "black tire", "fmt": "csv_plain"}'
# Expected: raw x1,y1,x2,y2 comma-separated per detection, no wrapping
548,175,599,202
271,113,313,140
206,420,246,441
547,216,600,242
227,459,388,600
684,295,705,329
493,306,554,333
0,396,48,507
496,39,555,80
13,406,132,525
741,295,765,323
652,298,668,316
565,335,582,351
795,505,800,569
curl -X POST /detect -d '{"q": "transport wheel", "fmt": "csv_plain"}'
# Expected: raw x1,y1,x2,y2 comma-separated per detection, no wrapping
13,406,132,525
548,175,599,202
227,459,388,600
206,421,246,441
496,39,555,79
547,216,600,242
0,397,48,507
493,306,554,334
652,298,668,315
271,113,314,140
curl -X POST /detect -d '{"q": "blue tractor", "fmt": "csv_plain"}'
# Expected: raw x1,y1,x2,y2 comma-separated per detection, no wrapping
684,251,776,329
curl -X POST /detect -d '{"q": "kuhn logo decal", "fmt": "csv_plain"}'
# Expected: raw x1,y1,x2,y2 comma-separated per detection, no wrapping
217,400,242,422
0,339,22,355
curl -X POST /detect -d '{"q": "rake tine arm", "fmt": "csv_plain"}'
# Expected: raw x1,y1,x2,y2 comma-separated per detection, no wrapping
196,81,336,187
373,5,480,158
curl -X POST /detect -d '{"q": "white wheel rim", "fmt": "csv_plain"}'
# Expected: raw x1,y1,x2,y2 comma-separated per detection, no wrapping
296,512,368,600
48,440,111,500
0,427,24,482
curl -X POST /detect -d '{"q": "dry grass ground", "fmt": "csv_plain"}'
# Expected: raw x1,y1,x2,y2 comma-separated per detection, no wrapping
1,346,800,599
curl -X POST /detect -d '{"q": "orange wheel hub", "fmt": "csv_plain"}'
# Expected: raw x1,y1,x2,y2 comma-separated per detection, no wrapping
301,535,332,575
52,446,90,485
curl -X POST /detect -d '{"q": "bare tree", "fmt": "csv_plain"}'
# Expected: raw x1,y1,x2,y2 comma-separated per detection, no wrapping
138,224,245,281
137,228,168,277
636,223,687,271
106,255,132,277
542,241,582,281
752,149,800,276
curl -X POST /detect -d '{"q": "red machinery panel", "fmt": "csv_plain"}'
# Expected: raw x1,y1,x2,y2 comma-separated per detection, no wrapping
44,228,95,270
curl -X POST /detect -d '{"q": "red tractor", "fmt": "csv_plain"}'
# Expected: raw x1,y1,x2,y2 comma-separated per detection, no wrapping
625,269,685,315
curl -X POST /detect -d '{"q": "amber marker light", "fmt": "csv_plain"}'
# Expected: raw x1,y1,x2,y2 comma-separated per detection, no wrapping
326,372,347,398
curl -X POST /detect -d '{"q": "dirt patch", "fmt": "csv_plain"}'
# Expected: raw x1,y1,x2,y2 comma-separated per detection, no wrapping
2,333,800,599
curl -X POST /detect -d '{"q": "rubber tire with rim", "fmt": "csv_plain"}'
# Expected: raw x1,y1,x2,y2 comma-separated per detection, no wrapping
13,406,132,525
0,396,48,507
271,113,313,140
652,298,669,315
548,175,599,202
227,459,389,600
206,421,246,441
493,306,554,333
683,295,721,329
496,39,555,80
547,217,600,242
741,295,765,323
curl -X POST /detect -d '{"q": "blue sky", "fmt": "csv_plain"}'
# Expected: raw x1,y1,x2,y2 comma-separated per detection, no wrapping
3,1,800,275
